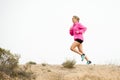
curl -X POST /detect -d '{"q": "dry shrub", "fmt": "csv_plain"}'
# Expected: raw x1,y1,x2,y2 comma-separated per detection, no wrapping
41,63,48,66
0,71,12,80
0,48,20,76
0,48,35,80
26,61,37,65
62,59,76,68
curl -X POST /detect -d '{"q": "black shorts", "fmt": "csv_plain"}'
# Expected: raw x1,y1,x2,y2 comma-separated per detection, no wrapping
75,39,83,44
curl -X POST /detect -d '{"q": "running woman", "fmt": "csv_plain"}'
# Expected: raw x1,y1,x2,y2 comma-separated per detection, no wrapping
69,16,92,64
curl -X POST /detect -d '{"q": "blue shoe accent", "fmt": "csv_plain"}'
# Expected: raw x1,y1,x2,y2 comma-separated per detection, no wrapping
81,54,85,61
87,61,92,65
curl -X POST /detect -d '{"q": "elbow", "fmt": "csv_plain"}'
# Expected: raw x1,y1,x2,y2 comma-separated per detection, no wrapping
69,31,73,36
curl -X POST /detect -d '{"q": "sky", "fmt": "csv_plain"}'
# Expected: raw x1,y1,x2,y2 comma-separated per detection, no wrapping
0,0,120,64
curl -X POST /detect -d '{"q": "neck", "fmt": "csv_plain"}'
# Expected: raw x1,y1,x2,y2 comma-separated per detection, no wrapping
74,21,79,24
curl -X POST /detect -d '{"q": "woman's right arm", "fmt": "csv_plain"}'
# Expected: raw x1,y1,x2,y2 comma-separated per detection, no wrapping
69,27,74,36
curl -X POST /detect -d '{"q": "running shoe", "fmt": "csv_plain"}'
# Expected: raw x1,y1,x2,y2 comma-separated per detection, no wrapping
81,54,85,61
87,61,92,65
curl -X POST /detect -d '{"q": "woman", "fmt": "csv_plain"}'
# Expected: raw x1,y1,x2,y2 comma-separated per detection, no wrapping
69,16,91,64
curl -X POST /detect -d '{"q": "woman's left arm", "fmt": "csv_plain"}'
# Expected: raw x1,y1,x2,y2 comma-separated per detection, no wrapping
76,23,87,34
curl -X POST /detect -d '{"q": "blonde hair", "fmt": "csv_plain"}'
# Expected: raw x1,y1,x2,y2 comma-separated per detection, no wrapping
73,16,80,22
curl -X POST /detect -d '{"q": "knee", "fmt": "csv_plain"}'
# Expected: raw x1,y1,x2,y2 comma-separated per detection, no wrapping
70,47,74,51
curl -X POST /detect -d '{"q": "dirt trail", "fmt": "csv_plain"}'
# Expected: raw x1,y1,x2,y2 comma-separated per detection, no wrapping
31,64,120,80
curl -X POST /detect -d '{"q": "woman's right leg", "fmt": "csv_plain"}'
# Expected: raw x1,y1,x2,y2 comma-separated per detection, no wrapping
78,44,92,64
70,41,83,55
78,44,89,61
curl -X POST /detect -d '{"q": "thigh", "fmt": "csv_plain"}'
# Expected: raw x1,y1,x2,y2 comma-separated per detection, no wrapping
71,41,80,49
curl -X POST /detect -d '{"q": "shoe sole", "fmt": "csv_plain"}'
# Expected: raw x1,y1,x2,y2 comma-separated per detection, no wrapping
87,61,92,65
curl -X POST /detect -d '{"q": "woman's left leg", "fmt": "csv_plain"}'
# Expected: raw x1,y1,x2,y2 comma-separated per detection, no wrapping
70,41,83,55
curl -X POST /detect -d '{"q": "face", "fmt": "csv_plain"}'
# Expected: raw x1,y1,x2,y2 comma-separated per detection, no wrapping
72,17,78,23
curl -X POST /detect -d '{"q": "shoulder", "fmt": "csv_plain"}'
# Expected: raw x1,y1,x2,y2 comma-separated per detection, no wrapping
77,22,86,28
75,22,82,27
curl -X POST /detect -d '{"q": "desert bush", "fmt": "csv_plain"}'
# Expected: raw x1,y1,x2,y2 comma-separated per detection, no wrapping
14,69,34,80
0,71,12,80
62,59,76,68
0,48,35,80
0,48,20,76
41,63,48,66
26,61,37,65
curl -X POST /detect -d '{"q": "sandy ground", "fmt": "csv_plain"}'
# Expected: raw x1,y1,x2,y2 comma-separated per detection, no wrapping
30,64,120,80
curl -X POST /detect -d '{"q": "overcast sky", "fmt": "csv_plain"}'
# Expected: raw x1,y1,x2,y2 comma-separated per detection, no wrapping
0,0,120,64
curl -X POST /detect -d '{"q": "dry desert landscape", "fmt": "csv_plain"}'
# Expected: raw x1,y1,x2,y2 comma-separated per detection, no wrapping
29,64,120,80
0,48,120,80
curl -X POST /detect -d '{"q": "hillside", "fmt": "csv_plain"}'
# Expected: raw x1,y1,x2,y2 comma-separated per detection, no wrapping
30,64,120,80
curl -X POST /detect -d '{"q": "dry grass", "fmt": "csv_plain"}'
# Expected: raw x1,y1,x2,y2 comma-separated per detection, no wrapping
41,63,49,66
62,59,76,68
30,64,120,80
26,61,37,65
0,48,35,80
